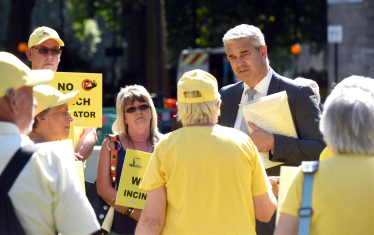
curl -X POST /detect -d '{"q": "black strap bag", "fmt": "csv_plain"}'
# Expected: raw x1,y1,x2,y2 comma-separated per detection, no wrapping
0,145,38,235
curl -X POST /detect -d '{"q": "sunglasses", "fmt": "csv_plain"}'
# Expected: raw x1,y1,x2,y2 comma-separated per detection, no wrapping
32,47,61,55
125,104,150,113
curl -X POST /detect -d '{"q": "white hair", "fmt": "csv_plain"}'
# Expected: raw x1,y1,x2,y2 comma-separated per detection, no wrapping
320,75,374,155
295,77,321,104
222,24,269,65
177,91,221,126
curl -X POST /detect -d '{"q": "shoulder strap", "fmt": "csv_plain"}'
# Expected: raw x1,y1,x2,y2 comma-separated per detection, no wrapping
298,161,319,235
0,145,38,193
106,134,120,183
0,145,38,235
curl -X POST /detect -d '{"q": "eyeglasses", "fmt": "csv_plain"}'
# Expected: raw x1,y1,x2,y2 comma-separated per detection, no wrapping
125,104,150,113
32,47,61,55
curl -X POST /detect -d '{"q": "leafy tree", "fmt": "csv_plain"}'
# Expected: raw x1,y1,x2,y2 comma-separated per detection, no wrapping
165,0,327,68
67,0,170,98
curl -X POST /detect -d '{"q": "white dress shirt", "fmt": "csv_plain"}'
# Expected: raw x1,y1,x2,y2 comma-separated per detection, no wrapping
233,70,273,130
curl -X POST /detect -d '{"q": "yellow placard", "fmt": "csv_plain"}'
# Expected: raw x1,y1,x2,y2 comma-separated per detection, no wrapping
276,166,299,224
67,110,75,153
47,72,102,127
115,149,152,209
75,161,85,192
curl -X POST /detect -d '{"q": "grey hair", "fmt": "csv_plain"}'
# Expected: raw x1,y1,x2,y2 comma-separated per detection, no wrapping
222,24,269,66
112,85,160,147
295,77,321,104
320,75,374,155
222,24,266,50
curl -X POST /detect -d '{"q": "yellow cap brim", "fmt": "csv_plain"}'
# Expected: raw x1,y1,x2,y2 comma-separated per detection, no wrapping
55,90,80,107
33,90,79,116
25,69,54,87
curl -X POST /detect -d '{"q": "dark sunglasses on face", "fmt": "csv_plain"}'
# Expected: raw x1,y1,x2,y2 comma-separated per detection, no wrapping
32,47,61,55
125,104,150,113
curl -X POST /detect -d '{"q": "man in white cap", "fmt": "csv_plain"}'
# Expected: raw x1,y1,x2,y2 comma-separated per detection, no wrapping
29,85,79,143
0,52,100,234
26,26,97,161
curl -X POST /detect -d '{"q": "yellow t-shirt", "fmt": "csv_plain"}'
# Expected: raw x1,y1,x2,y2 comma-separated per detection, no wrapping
319,147,334,161
140,125,270,234
279,155,374,235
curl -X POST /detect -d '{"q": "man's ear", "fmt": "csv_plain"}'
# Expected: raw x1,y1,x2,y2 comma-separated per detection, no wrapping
260,45,267,59
25,48,32,61
7,88,18,114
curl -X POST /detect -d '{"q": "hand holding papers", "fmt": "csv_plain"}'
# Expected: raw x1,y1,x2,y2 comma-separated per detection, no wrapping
116,149,152,209
239,91,298,169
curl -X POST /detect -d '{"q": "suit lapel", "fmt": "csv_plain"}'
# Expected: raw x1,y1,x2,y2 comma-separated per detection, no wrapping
225,82,243,127
267,70,281,96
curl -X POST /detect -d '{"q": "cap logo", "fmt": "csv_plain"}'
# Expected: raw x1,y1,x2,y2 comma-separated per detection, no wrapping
39,31,50,38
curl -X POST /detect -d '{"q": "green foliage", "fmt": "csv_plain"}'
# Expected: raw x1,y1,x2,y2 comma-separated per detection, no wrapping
72,19,101,54
165,0,326,65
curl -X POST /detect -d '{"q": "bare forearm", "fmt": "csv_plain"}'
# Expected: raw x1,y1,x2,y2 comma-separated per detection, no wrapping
136,218,163,235
97,184,117,207
131,209,142,221
136,186,166,235
76,128,97,161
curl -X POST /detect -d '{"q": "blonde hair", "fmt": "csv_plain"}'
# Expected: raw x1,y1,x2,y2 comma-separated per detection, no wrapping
177,91,221,126
295,77,321,104
112,85,160,147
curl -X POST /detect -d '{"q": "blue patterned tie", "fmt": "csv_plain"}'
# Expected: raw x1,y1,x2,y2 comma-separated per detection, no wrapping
239,88,257,134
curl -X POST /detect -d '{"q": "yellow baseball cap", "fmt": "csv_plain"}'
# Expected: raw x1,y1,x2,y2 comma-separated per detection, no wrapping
33,85,79,116
28,26,65,48
177,69,220,103
0,52,54,98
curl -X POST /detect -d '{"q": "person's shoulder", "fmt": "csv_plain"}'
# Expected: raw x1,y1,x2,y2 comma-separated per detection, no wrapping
220,81,243,93
273,71,302,89
34,147,64,164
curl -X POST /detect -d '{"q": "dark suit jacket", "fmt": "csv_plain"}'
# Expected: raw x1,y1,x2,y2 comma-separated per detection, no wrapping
218,70,325,176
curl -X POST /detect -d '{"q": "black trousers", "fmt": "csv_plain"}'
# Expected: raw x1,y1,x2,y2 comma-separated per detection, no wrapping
255,211,276,235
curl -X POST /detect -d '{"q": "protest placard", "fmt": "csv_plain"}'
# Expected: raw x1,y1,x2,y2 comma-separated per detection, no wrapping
47,72,102,127
116,149,152,209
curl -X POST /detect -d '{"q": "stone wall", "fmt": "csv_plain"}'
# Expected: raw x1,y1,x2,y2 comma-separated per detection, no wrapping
328,0,374,90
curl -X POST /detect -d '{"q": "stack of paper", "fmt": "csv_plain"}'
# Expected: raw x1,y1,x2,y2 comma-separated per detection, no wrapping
239,91,297,169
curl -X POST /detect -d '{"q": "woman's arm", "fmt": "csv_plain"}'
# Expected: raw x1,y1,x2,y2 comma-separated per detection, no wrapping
97,137,142,217
97,137,121,206
274,213,298,235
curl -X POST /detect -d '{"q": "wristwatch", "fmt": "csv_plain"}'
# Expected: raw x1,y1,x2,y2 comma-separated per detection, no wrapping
126,208,134,218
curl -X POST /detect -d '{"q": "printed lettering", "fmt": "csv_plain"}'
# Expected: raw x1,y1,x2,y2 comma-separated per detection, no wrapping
123,189,147,200
57,83,74,91
132,177,142,186
74,111,96,118
75,98,91,106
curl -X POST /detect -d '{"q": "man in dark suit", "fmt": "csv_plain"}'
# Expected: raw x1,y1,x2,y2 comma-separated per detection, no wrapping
219,24,325,234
